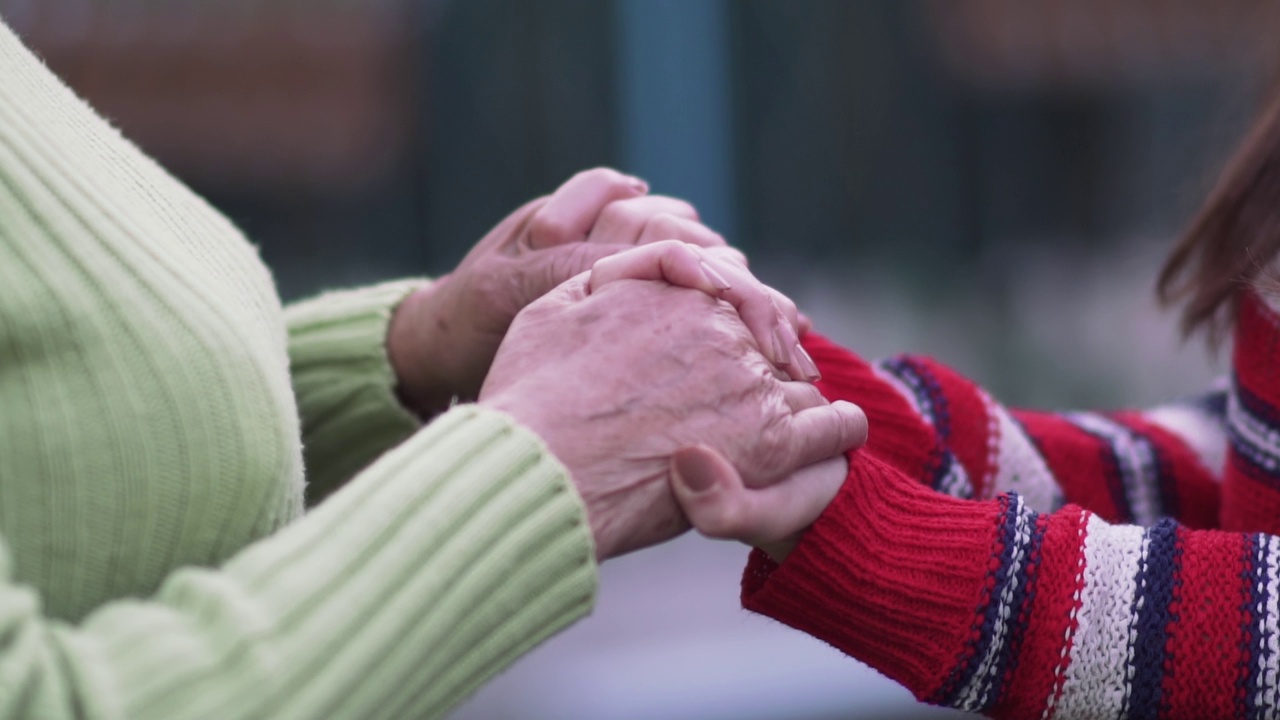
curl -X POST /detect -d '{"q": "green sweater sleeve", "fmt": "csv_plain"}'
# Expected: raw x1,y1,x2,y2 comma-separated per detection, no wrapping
285,279,427,503
4,405,597,720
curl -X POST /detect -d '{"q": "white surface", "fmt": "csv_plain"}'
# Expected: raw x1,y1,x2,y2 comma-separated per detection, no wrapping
451,535,965,720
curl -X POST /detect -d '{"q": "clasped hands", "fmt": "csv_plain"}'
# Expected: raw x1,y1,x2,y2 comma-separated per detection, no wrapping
388,168,864,562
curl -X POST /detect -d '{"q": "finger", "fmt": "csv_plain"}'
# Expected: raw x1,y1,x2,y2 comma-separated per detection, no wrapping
588,195,702,244
762,286,808,378
588,243,805,381
768,288,800,333
634,213,727,248
526,168,648,249
704,245,749,268
784,400,870,470
701,257,810,378
780,380,828,413
670,447,847,551
797,311,814,336
588,240,729,297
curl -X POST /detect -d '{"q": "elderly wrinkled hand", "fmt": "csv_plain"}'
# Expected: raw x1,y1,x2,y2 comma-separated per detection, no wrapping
388,167,746,417
477,260,867,561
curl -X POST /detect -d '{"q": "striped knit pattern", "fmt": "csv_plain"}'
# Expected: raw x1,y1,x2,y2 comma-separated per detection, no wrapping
873,357,974,499
1060,411,1168,525
1227,376,1280,483
742,305,1280,719
1224,291,1280,535
0,20,597,720
934,494,1046,713
804,334,1222,531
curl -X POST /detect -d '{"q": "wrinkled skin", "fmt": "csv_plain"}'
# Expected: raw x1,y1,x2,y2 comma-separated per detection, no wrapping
389,168,733,417
479,275,866,561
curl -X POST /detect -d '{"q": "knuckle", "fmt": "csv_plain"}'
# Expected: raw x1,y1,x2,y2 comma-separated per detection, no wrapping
576,166,620,183
528,212,576,244
650,237,687,255
598,200,642,229
669,198,700,220
712,246,748,266
830,410,858,452
771,290,797,316
701,229,728,247
648,213,687,238
577,166,629,191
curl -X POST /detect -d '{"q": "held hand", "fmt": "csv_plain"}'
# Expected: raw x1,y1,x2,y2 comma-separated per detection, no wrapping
670,447,852,563
478,272,866,561
388,168,732,417
588,241,819,381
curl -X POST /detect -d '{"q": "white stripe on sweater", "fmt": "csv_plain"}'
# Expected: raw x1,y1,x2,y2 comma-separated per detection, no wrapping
956,495,1033,712
1065,412,1162,526
872,361,926,419
987,398,1063,513
1257,535,1280,716
1143,401,1227,482
1228,382,1280,475
1054,516,1144,720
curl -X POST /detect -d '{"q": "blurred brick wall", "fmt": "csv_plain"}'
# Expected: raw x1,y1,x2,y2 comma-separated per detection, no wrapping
1,1,419,195
926,0,1280,89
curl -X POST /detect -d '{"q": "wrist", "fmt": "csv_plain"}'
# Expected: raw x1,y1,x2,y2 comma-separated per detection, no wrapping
388,280,459,418
477,391,627,563
755,454,850,563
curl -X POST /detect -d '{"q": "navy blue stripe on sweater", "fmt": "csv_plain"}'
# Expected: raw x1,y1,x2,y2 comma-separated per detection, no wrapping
935,494,1042,712
877,357,974,499
1125,519,1179,720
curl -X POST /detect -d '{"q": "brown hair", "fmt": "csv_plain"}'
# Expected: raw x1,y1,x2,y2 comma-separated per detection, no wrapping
1158,91,1280,345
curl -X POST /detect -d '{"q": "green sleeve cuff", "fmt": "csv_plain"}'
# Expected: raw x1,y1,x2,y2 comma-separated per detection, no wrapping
285,278,427,503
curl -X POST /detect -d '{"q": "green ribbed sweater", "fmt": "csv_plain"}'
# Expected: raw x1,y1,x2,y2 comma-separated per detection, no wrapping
0,19,596,720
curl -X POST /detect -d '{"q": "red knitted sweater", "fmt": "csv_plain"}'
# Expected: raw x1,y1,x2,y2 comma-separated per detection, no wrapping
743,291,1280,719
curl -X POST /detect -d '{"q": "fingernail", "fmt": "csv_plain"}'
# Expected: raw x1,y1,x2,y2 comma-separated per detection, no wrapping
699,261,732,292
775,315,801,368
772,326,792,366
672,448,717,493
627,176,649,193
777,314,800,349
794,343,821,382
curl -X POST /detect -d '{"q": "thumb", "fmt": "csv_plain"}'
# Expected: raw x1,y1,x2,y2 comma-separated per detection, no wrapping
670,447,848,561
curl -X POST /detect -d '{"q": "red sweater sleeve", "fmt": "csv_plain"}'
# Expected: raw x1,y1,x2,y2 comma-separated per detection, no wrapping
742,454,1270,719
740,293,1280,718
802,333,1224,529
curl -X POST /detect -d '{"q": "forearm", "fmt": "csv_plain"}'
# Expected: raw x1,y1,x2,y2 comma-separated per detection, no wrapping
804,332,1223,528
743,450,1267,719
5,406,595,720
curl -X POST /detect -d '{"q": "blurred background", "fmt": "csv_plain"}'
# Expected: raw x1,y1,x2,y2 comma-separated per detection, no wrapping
3,1,1277,717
